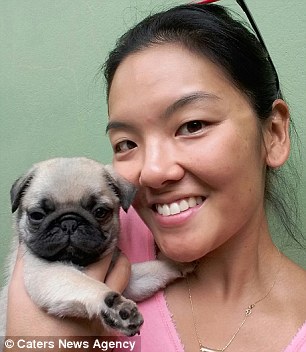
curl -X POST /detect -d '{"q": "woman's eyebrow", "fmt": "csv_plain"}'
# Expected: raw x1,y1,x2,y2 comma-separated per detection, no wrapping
163,91,221,118
105,121,135,134
106,91,221,133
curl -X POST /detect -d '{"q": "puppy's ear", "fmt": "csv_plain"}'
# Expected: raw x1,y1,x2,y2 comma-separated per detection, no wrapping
104,165,137,212
10,167,36,213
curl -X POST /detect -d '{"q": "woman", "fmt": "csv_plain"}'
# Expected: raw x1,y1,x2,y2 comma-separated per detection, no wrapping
5,2,306,351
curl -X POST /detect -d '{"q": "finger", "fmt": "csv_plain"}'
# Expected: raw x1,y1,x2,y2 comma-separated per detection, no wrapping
105,252,131,293
85,252,113,282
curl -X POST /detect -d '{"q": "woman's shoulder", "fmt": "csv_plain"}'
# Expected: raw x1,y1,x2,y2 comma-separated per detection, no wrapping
279,254,306,325
282,260,306,352
282,254,306,292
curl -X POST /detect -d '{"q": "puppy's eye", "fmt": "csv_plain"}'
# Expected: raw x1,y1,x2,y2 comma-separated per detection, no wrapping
28,210,46,223
93,207,112,220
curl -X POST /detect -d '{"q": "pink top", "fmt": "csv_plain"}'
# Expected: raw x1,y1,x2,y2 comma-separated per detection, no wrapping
118,207,306,352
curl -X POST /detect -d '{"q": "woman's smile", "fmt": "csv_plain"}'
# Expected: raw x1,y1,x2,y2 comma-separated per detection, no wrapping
154,196,204,217
149,195,206,228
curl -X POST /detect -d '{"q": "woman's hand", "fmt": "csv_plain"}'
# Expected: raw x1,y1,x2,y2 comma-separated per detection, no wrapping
5,248,131,337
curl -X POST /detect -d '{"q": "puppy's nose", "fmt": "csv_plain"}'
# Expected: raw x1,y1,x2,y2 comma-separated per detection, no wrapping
60,219,78,234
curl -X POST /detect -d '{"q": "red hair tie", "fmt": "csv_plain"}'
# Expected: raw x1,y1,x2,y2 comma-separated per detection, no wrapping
195,0,221,4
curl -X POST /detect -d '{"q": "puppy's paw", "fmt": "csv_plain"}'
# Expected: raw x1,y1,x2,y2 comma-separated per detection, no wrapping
179,261,197,277
156,252,196,277
101,292,143,336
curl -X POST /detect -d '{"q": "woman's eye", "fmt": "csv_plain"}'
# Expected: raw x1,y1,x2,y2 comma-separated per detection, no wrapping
114,140,137,153
176,120,206,136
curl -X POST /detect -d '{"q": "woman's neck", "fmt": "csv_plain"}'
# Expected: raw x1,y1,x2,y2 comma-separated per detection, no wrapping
191,221,280,303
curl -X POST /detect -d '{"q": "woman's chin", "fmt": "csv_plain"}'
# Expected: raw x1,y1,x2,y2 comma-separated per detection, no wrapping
158,244,207,263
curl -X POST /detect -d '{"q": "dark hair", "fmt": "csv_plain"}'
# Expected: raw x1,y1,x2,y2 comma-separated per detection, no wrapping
103,3,302,244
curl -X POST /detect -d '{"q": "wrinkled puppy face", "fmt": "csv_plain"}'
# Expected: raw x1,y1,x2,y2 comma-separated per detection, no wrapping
11,158,136,266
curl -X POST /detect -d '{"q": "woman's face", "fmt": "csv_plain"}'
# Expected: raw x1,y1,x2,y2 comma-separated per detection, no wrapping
107,44,268,262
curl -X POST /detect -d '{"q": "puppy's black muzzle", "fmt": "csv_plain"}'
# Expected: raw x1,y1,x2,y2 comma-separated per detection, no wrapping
26,212,115,267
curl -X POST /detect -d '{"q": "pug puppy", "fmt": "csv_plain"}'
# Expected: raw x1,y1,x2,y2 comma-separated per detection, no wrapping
0,157,191,340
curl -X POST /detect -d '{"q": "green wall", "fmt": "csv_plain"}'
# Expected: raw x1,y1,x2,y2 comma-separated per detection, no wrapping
1,0,306,283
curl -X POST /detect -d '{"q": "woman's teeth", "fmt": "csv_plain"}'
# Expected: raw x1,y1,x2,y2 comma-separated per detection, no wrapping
156,196,203,217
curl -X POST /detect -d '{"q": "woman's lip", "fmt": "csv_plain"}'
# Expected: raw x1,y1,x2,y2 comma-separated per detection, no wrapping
153,196,205,217
152,199,205,228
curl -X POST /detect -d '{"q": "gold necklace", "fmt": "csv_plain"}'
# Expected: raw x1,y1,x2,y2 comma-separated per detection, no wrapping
186,250,282,352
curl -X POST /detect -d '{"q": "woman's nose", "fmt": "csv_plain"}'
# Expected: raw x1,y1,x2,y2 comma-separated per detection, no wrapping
139,140,184,189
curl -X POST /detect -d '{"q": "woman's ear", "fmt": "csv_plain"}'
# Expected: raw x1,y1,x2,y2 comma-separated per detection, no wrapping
264,99,290,168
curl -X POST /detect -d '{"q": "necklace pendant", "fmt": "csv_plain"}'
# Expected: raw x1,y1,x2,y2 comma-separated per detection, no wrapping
200,346,223,352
